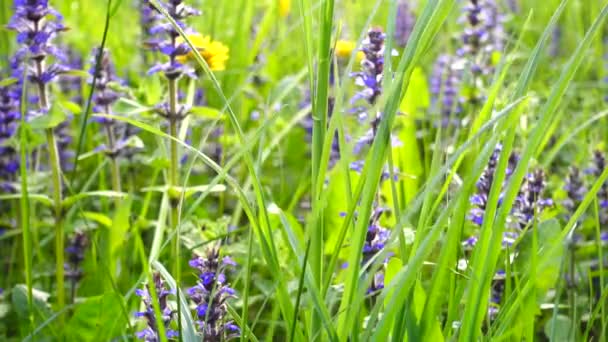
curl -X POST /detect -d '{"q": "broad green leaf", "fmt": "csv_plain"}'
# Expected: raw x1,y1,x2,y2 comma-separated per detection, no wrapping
66,293,127,341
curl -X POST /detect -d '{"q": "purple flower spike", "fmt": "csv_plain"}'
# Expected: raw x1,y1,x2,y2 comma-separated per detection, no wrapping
0,80,20,194
187,247,239,340
8,0,69,96
134,272,178,341
394,1,415,47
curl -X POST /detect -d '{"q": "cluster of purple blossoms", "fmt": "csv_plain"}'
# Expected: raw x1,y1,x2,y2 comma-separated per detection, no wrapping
140,0,160,50
465,143,555,251
458,0,504,77
563,167,587,214
429,55,463,126
7,0,68,112
0,81,20,193
88,47,139,160
394,1,415,48
145,0,199,83
512,169,553,229
590,150,608,225
362,205,391,294
468,144,518,226
58,47,84,106
187,249,239,341
135,272,179,341
350,28,402,171
54,120,74,171
352,27,385,121
488,270,506,320
65,231,87,299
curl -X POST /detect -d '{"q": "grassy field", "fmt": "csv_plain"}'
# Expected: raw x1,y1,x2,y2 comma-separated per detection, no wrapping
1,0,608,340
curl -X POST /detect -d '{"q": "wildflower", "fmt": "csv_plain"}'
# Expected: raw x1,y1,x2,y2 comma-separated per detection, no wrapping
563,167,586,213
488,270,506,320
65,231,87,283
88,47,137,162
187,248,239,341
430,54,463,126
394,1,415,48
512,169,553,228
590,150,608,224
362,205,390,295
279,0,291,18
352,28,386,108
145,0,201,80
458,0,504,75
176,34,229,71
58,47,84,106
54,120,73,172
135,272,178,341
335,40,364,61
0,80,20,193
7,0,68,95
65,231,87,300
468,144,515,226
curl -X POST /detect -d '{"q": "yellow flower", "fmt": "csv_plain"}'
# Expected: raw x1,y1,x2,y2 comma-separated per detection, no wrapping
279,0,291,18
176,34,229,71
335,40,364,61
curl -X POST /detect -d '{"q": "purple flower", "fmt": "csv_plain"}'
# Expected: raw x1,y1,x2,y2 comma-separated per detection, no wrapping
361,205,390,295
590,150,608,225
7,0,68,88
134,272,178,341
458,0,504,75
488,271,506,320
563,167,586,214
54,119,73,172
512,169,553,229
64,231,87,285
352,28,385,109
468,144,519,226
187,248,239,340
394,1,415,48
0,80,20,193
144,0,200,81
430,54,463,126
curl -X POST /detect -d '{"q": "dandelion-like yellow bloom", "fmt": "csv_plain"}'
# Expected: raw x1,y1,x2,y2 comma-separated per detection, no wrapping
335,40,364,61
177,34,229,71
279,0,291,18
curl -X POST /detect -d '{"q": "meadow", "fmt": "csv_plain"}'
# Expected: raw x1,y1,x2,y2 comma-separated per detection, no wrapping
1,0,608,340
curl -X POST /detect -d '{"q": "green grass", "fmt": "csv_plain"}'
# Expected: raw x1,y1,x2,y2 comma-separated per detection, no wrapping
1,0,608,341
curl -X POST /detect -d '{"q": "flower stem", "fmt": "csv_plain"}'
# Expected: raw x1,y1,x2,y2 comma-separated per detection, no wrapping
167,77,182,335
46,128,65,318
36,56,65,324
104,124,122,205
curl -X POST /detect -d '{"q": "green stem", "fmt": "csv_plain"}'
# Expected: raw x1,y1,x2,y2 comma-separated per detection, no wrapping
104,123,122,196
35,54,65,324
46,128,65,319
167,77,182,338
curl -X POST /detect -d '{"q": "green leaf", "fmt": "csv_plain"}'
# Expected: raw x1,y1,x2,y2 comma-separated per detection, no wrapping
11,285,55,335
189,106,224,119
59,99,83,116
29,104,67,130
109,197,132,280
66,293,127,341
0,193,53,207
141,184,226,200
544,315,575,341
81,211,113,228
399,66,430,118
63,191,127,209
514,219,564,303
0,77,18,87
